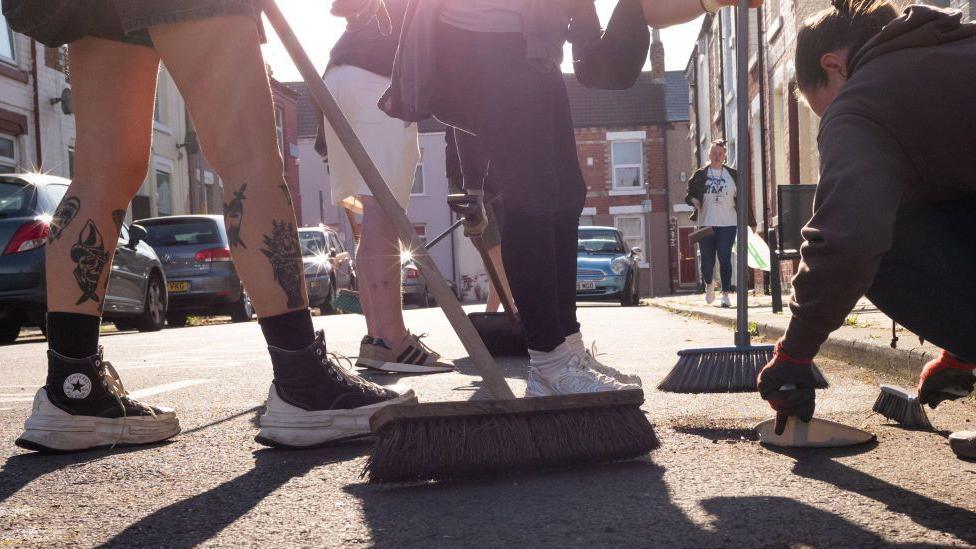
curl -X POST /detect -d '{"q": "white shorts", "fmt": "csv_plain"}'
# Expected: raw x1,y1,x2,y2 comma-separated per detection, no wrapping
321,65,420,211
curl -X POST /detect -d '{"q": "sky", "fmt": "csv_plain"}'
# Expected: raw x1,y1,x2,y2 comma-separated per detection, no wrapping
261,3,704,82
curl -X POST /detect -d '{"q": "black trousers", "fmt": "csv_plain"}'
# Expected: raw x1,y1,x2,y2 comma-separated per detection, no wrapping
866,196,976,363
434,22,586,352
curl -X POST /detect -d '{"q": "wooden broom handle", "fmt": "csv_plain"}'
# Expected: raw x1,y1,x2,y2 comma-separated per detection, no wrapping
264,0,516,400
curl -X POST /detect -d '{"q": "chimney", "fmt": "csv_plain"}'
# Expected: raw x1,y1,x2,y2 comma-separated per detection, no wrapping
650,29,665,83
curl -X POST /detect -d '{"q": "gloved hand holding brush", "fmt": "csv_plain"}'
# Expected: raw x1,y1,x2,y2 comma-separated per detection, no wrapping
447,191,488,238
757,341,817,434
918,351,976,409
331,0,392,35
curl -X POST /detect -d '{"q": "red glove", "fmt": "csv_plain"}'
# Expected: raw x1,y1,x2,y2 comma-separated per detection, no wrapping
757,341,816,435
918,351,975,409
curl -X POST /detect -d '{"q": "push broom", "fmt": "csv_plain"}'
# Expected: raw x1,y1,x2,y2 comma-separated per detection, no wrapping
263,0,657,483
656,1,827,394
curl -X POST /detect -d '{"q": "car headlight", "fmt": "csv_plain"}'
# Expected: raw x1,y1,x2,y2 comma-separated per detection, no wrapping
611,258,628,275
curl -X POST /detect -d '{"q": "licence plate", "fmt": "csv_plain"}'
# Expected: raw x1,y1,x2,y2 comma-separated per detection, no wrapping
576,281,596,290
167,281,190,293
309,280,321,290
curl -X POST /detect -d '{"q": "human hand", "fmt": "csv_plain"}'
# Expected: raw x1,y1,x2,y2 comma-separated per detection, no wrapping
330,0,392,35
447,192,488,238
757,341,816,435
918,351,976,409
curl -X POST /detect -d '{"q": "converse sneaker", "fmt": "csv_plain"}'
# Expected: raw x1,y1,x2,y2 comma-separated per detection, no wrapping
16,349,181,453
705,282,716,305
720,292,731,308
256,331,417,448
525,354,640,397
583,343,642,387
355,333,453,374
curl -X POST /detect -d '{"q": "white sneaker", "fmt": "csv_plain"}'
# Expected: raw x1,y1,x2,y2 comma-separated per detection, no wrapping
583,344,642,387
705,283,716,305
525,354,640,397
720,293,731,308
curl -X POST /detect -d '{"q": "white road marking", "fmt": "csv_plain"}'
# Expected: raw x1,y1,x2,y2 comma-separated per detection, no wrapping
0,393,32,397
129,379,212,399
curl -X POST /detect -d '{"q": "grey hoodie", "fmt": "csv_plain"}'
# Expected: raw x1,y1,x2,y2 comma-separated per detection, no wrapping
782,5,976,358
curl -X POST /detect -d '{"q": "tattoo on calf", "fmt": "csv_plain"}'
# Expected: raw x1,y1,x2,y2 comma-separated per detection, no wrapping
224,183,248,248
48,196,81,242
71,220,109,305
111,209,126,232
260,220,304,309
279,184,293,207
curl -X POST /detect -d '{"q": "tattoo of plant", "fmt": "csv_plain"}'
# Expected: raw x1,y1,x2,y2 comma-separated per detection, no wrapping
111,209,125,232
224,183,247,248
48,196,81,243
260,220,304,309
70,220,109,306
279,184,293,207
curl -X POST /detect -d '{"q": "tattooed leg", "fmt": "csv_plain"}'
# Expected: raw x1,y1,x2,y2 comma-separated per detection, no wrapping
70,220,110,306
224,183,248,249
260,220,305,310
111,209,126,232
48,196,81,243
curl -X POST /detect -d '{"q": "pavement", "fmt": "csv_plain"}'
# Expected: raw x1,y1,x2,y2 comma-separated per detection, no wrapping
1,303,975,548
650,293,943,379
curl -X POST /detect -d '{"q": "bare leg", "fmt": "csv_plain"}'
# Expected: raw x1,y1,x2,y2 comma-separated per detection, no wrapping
357,196,407,344
148,16,307,318
46,38,160,315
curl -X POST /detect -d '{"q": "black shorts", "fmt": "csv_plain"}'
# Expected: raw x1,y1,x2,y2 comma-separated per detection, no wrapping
2,0,264,48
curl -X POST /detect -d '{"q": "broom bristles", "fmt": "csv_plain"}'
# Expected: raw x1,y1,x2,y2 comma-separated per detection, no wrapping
363,405,657,484
657,346,830,394
872,385,933,430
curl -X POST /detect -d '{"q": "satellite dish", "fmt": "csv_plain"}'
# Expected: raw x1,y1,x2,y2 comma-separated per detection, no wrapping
50,88,73,115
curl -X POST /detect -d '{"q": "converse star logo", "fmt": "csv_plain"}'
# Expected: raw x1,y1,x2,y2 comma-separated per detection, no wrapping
63,373,92,399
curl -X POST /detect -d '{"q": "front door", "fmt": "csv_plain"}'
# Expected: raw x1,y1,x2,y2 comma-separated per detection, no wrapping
678,226,698,288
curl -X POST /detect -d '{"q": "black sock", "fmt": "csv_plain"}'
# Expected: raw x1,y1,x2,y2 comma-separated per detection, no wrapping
47,312,100,360
259,309,315,351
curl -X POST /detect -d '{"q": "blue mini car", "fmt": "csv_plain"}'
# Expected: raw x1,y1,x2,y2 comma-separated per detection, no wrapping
576,226,642,306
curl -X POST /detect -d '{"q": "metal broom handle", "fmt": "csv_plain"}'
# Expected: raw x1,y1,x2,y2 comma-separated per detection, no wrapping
263,0,516,400
734,0,752,348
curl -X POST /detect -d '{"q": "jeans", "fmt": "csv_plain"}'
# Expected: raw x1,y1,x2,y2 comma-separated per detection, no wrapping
699,226,736,292
433,22,585,352
866,196,976,363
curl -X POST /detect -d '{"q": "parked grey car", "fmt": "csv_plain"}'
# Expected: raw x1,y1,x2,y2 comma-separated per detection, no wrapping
0,174,168,343
298,226,356,314
137,215,253,327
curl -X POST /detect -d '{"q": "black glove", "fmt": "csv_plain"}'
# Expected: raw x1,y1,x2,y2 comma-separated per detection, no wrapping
447,191,488,238
331,0,392,35
757,342,817,435
918,351,976,409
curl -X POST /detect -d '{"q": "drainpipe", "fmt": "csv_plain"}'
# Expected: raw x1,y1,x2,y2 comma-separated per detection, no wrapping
30,40,42,169
717,14,727,139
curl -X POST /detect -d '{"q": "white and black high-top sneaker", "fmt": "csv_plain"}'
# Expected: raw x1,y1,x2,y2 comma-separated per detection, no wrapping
255,331,417,448
16,349,181,453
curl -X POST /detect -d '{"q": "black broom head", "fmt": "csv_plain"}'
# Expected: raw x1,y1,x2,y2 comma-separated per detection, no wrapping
872,385,933,430
656,345,830,394
363,389,657,484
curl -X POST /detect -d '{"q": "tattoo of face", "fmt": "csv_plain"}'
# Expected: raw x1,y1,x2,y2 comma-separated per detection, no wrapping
224,183,247,248
70,220,109,306
48,196,81,243
279,184,293,207
260,220,304,309
111,209,125,232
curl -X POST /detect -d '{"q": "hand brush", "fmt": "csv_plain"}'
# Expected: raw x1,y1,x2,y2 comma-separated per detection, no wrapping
872,385,933,430
265,0,657,484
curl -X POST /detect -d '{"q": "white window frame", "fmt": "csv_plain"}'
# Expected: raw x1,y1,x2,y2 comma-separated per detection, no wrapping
275,106,285,157
153,157,175,217
411,148,425,196
609,137,646,195
614,214,648,268
0,16,16,64
0,133,18,173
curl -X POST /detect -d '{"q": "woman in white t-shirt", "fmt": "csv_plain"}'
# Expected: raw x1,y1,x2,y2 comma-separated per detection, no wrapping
685,140,740,308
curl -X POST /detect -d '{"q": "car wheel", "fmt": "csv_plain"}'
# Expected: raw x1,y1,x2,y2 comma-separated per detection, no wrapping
0,319,22,344
167,313,189,328
230,290,255,323
135,273,167,332
348,273,357,291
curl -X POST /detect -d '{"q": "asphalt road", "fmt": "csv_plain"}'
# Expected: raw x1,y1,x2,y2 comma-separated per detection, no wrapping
1,304,974,548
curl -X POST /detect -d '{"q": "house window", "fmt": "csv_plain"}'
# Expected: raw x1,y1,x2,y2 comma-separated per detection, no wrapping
275,106,285,156
411,148,424,195
413,224,427,245
67,146,74,178
579,215,594,226
0,135,17,173
0,16,15,62
155,168,172,216
614,215,645,259
611,140,644,189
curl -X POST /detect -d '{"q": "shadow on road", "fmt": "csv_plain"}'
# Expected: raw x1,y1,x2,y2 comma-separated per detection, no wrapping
98,443,373,548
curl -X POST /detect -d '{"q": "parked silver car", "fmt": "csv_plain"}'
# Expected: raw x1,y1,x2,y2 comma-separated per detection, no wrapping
137,215,253,326
298,226,356,314
0,174,168,342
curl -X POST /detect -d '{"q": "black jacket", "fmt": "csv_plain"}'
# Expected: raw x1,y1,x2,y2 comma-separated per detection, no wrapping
684,164,755,226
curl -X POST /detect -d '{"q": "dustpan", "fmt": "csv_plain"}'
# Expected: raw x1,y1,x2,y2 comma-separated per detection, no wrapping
755,416,876,448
